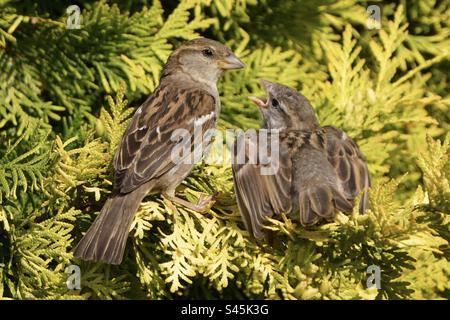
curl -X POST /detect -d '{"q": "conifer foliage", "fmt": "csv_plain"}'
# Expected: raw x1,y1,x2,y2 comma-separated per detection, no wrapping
0,0,449,299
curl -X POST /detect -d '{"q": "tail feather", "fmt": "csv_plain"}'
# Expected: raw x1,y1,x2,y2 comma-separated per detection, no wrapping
333,189,354,213
358,171,371,214
358,189,370,214
299,186,354,225
74,186,148,265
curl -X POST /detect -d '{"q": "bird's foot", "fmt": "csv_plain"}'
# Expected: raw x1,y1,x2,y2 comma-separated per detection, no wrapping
195,192,219,212
163,192,218,213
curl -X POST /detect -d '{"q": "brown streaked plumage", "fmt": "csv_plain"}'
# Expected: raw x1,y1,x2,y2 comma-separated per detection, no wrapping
232,80,370,239
74,38,244,264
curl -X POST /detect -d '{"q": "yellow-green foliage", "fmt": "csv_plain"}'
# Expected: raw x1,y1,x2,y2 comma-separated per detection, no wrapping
417,134,450,213
0,0,449,299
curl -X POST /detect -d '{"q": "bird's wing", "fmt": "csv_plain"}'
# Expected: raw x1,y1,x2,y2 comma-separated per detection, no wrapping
320,126,371,213
232,131,292,239
277,131,346,225
113,86,217,193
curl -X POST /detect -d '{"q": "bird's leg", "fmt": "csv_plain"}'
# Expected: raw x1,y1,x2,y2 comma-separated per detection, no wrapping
163,192,217,212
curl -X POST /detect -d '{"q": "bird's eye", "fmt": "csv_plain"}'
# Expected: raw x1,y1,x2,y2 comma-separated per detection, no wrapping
272,98,280,109
202,48,214,57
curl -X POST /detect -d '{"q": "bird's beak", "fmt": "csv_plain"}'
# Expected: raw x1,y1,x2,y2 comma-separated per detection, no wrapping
248,79,274,108
248,96,267,109
259,79,274,91
218,54,245,70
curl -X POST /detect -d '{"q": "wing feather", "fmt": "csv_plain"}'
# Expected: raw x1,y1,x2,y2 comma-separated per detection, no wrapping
232,132,292,239
322,126,371,213
113,86,216,193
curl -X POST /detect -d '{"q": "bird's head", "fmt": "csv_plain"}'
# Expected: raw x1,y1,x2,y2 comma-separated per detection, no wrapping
248,80,319,131
163,38,245,87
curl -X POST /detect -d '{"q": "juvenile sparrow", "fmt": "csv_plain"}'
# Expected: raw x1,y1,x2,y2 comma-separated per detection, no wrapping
232,80,370,239
74,38,244,264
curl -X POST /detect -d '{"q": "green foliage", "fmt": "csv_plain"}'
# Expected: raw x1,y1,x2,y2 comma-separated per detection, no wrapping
417,134,450,213
0,0,449,300
0,130,52,202
405,134,450,299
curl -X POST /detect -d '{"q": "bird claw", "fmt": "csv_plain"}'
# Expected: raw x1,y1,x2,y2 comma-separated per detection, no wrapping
194,192,219,212
163,192,219,213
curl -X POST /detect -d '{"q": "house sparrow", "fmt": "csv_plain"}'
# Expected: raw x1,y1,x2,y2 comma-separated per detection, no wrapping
74,38,244,264
232,80,370,239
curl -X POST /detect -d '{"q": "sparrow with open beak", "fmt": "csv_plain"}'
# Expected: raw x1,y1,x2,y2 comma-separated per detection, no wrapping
74,38,244,264
232,80,370,239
